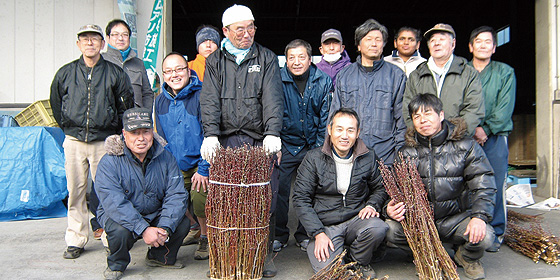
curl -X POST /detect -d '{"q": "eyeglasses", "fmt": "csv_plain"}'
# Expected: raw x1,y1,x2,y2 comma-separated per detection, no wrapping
162,66,188,75
79,37,102,44
228,25,257,37
110,32,130,38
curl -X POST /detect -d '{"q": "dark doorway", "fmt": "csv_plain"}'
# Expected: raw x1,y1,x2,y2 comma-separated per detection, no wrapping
172,0,534,114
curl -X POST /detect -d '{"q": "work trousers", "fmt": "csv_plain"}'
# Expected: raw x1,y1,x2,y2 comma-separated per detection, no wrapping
307,215,388,272
63,136,106,248
275,145,309,244
483,135,509,241
386,217,495,261
105,216,190,272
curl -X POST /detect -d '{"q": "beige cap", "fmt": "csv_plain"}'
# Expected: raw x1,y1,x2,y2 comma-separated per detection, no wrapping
424,23,455,39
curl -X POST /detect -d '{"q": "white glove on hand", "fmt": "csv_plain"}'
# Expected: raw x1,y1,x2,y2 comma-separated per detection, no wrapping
200,136,220,162
263,135,282,155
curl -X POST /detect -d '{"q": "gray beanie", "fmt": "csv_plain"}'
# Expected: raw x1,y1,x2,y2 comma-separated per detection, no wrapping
196,27,220,48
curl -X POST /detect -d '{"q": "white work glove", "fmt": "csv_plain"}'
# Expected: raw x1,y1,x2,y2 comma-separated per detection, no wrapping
263,135,282,155
200,136,220,162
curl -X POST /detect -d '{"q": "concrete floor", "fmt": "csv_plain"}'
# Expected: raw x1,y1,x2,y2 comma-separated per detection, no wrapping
1,205,559,279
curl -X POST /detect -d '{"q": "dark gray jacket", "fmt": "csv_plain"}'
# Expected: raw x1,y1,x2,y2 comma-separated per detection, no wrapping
103,47,154,110
50,56,134,142
330,57,407,165
200,42,283,140
399,118,496,239
293,136,388,238
403,56,484,136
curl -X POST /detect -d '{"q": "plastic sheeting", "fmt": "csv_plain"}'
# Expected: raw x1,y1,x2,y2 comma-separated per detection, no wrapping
0,127,67,221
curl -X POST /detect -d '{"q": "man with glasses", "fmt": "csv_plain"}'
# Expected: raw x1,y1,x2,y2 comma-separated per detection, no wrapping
154,52,210,261
103,19,154,110
200,4,283,278
50,24,133,259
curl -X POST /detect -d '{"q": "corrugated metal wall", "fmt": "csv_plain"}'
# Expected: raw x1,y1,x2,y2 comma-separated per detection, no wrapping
0,0,160,104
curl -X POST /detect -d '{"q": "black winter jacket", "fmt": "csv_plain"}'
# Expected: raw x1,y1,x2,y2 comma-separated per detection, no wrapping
200,42,284,140
293,136,388,238
50,56,134,142
399,118,496,239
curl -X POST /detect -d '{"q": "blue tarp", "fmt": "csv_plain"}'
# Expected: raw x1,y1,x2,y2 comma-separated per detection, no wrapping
0,127,67,221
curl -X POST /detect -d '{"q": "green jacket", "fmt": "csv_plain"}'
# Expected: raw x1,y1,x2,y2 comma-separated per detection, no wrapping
467,60,516,136
403,56,484,136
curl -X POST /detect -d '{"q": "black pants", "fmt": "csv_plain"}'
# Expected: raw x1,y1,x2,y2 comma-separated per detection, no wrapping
88,184,101,231
105,216,190,272
275,145,309,243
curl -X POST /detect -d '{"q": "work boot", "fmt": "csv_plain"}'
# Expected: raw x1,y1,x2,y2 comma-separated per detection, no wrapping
454,246,486,279
194,236,209,260
182,228,201,246
262,251,277,278
103,267,123,280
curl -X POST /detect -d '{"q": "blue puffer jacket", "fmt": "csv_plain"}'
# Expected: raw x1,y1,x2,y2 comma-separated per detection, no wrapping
330,57,407,165
154,71,209,176
280,64,333,156
95,134,188,237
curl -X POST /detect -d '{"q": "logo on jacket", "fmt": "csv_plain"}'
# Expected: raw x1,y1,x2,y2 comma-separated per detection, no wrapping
248,65,261,73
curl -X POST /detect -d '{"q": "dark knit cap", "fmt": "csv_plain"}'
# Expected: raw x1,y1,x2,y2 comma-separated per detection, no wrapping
196,27,220,48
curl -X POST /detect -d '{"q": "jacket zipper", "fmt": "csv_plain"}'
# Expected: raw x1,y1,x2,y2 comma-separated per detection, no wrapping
428,139,436,209
85,66,94,142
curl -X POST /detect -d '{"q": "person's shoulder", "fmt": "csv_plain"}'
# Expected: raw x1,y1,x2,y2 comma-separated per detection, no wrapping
491,60,515,74
336,62,358,78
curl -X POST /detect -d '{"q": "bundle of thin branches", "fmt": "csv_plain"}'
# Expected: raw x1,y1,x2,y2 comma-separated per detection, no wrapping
505,210,560,265
378,154,459,280
309,250,389,280
206,145,273,280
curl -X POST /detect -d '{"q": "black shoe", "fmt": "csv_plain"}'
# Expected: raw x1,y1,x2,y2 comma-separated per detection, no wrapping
63,246,84,259
486,242,501,253
262,259,277,278
354,263,377,279
145,253,185,269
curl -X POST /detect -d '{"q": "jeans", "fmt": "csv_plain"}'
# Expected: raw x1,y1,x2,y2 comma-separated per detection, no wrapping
482,135,508,241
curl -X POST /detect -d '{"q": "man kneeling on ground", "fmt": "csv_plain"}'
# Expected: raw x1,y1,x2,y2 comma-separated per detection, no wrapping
95,108,190,280
293,108,389,278
386,93,496,280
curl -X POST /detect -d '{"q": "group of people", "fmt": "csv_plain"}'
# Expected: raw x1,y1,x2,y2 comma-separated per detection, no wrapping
50,3,515,280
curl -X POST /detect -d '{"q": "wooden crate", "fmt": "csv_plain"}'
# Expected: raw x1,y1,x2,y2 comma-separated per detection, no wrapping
508,114,535,166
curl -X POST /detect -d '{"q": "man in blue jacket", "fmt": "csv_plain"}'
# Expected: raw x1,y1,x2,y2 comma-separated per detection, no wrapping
274,39,332,253
154,52,210,261
331,19,407,165
95,108,190,280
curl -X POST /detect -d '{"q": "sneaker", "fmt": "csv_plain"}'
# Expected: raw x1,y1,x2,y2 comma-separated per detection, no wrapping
145,253,185,269
182,228,201,246
454,246,486,279
63,246,84,259
93,228,104,240
272,240,287,252
354,263,377,279
103,267,123,280
295,239,309,252
194,236,209,260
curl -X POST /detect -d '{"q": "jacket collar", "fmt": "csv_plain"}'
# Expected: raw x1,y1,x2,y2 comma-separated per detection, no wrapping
161,69,203,100
281,63,319,83
78,54,105,68
321,134,370,161
104,132,167,159
105,45,137,62
391,49,422,58
356,56,384,72
404,118,468,147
